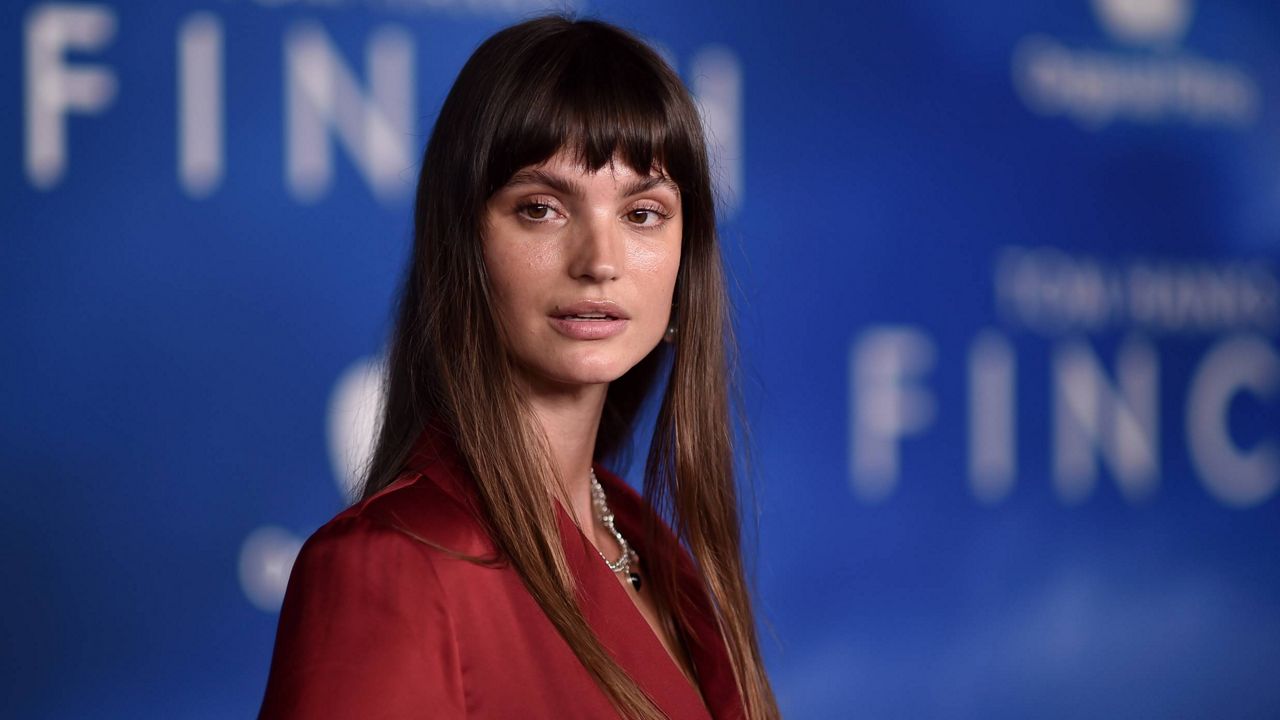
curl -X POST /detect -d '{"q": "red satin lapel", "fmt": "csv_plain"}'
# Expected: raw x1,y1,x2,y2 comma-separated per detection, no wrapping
591,466,746,720
553,497,715,719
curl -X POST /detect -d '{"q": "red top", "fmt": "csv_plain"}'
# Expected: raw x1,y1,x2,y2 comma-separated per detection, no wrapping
258,423,745,719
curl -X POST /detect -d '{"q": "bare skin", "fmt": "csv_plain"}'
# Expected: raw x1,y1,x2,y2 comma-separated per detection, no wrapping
482,148,700,693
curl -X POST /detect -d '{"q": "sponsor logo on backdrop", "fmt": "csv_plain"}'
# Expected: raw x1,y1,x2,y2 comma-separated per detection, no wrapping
1011,0,1260,129
849,248,1279,508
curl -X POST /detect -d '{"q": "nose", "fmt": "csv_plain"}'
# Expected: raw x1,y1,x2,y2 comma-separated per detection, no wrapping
568,213,621,283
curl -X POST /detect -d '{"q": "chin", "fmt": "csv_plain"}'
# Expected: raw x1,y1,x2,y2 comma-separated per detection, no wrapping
552,363,631,386
534,353,643,388
514,335,663,390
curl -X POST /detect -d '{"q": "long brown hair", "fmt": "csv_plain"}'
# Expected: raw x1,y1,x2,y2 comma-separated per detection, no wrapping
358,15,779,720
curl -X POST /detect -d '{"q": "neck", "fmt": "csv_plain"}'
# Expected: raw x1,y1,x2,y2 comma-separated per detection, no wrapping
523,376,609,532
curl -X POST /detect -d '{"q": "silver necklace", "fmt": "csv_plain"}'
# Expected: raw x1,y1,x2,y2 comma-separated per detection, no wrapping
589,468,642,591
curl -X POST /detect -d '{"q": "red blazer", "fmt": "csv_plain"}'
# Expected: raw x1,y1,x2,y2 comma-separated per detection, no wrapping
259,424,745,719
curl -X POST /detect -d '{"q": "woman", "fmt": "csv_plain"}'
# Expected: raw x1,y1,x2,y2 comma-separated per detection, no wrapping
259,14,779,720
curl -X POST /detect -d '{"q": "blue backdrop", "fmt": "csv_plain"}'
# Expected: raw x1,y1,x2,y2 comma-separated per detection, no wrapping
4,0,1279,717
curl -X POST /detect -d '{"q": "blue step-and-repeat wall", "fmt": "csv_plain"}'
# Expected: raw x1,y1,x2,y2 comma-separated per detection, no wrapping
4,0,1279,717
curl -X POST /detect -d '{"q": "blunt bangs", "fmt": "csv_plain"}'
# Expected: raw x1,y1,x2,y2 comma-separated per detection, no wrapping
480,21,704,198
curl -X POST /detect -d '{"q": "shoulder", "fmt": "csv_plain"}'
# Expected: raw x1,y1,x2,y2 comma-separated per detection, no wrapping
277,466,505,636
262,474,471,718
316,467,498,561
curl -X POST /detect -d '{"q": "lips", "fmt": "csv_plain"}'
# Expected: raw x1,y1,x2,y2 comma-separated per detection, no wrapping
551,300,631,321
548,300,630,340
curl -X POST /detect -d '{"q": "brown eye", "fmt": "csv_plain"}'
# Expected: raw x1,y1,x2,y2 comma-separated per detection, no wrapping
523,204,550,220
626,209,653,224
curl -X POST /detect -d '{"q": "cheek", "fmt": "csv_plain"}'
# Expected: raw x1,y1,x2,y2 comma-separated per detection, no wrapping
517,235,560,272
484,234,560,304
626,222,682,287
627,242,671,275
627,242,681,341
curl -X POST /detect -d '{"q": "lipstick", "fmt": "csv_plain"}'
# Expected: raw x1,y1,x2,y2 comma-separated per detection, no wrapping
549,300,630,340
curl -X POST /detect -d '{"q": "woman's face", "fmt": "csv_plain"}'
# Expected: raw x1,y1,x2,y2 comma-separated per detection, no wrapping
482,148,682,392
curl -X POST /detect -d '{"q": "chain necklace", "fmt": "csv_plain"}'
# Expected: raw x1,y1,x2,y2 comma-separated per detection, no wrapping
589,468,642,591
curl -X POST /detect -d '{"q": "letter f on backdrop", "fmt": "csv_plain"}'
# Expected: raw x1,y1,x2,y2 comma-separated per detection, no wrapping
849,326,938,503
24,3,119,190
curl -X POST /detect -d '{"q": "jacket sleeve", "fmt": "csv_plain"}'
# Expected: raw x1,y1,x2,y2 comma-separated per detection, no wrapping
258,514,466,719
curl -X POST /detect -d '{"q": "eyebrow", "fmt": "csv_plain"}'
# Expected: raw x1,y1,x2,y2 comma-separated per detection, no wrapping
503,168,681,198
